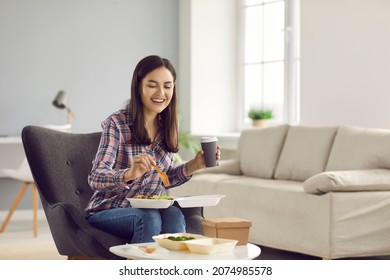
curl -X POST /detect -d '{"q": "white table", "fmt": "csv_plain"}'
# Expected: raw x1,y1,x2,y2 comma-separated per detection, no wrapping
0,137,24,178
0,137,22,144
110,242,261,260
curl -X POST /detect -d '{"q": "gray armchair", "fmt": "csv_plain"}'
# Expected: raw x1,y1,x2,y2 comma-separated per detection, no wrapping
22,126,204,260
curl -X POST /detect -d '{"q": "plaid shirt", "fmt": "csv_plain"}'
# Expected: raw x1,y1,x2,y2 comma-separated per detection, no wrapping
85,109,191,217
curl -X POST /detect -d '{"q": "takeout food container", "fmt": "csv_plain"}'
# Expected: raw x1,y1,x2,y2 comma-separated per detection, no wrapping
174,195,225,208
126,198,174,209
127,194,224,209
201,217,252,245
185,238,238,254
152,233,206,251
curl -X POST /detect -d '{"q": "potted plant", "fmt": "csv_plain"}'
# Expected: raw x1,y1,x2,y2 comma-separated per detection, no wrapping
248,108,274,127
174,131,201,163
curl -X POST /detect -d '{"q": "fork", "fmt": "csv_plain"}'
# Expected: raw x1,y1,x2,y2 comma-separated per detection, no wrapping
152,164,170,186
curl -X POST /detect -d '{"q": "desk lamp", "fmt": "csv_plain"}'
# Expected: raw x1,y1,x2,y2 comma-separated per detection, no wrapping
52,90,74,125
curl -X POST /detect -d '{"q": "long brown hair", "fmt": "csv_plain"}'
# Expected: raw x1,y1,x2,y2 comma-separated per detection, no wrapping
128,55,179,153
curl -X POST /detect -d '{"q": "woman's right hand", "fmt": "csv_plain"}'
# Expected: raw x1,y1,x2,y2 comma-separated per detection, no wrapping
124,154,156,182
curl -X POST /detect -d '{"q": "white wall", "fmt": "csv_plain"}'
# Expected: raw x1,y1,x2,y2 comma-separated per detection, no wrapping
0,0,179,136
300,0,390,129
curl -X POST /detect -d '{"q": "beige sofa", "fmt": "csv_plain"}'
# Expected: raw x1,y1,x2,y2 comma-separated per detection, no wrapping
169,125,390,259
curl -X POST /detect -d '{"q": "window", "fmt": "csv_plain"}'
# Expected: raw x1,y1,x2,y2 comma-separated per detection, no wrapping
239,0,300,126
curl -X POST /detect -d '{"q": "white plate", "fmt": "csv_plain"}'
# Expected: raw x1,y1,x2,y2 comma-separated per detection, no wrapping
174,195,225,208
127,198,174,209
113,243,170,259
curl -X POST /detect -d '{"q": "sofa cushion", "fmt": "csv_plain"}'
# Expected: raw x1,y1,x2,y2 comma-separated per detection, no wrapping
326,126,390,171
274,126,338,181
303,169,390,194
237,124,289,179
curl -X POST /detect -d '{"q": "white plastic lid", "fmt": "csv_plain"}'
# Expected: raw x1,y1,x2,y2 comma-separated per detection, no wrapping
200,136,218,143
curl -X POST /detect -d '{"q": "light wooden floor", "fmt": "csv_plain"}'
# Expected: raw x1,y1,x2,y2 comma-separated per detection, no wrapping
1,209,389,260
0,209,66,260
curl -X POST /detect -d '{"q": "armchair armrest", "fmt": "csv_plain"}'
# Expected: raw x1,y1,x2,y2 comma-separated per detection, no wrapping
173,202,204,234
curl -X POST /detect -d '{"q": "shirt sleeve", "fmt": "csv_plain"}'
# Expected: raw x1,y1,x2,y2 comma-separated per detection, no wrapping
88,116,130,191
164,159,193,189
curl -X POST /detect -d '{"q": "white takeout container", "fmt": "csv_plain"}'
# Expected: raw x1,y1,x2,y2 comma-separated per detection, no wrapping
174,195,225,208
126,198,174,209
152,233,206,251
185,238,238,254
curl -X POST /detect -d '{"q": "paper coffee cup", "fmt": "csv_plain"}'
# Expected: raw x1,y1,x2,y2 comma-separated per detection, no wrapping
201,136,218,167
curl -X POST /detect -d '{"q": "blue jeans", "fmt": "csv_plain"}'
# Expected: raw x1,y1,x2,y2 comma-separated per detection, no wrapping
87,205,186,243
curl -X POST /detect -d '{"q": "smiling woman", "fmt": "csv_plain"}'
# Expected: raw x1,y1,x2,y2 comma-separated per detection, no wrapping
85,55,221,244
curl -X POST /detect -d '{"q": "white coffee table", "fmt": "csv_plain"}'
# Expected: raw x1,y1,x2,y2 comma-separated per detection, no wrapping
110,242,261,260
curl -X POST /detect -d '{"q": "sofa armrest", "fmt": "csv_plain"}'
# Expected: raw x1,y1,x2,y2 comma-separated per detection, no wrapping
193,159,242,176
303,169,390,194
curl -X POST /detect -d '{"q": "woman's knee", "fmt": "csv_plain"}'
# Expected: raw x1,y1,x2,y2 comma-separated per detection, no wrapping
141,209,162,228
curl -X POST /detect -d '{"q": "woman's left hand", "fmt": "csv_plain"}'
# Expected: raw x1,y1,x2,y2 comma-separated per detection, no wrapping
186,145,221,175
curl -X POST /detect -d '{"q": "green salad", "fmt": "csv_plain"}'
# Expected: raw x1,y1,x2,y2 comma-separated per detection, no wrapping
166,236,195,241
